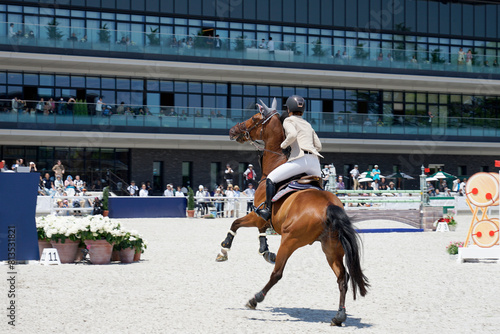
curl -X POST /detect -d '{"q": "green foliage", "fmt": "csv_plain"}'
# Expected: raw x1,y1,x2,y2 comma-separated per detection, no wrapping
284,42,301,55
102,186,110,211
187,186,195,210
354,43,369,59
234,35,247,51
446,241,464,255
98,23,110,43
312,39,325,57
193,31,208,49
431,48,446,64
46,18,63,40
73,100,89,116
147,27,160,46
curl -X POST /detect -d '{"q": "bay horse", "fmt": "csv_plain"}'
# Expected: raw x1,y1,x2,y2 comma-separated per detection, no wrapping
222,99,369,326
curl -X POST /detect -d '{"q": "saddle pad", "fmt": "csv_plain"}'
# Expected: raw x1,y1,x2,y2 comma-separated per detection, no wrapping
272,181,322,202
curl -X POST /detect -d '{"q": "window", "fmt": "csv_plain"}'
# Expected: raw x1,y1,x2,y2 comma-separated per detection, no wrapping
458,165,467,176
182,161,192,187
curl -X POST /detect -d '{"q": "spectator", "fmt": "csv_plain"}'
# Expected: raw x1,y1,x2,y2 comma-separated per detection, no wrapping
379,176,387,190
11,97,19,113
164,184,174,197
213,188,224,217
57,98,65,114
259,38,266,49
175,186,185,197
196,185,209,216
1,160,9,171
457,47,465,65
225,184,235,218
116,102,125,114
322,164,331,188
127,181,139,196
243,183,255,214
224,164,234,186
267,37,275,58
214,34,221,49
371,165,381,181
9,23,16,38
74,175,84,192
96,97,105,116
68,33,78,42
350,165,360,190
36,98,45,114
460,178,467,196
337,176,345,190
65,175,76,196
54,175,64,191
243,164,257,188
80,35,88,43
29,161,37,172
139,183,149,197
52,160,65,178
466,49,473,72
146,181,153,196
427,181,436,196
388,182,397,190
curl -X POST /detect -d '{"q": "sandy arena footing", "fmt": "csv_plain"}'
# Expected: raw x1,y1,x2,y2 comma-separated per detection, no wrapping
2,213,499,333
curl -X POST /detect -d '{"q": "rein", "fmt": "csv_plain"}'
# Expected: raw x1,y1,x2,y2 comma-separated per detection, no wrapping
237,111,283,157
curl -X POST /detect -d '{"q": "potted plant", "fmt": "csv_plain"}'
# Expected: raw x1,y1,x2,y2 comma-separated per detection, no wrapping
80,215,121,264
187,186,196,217
98,23,110,43
36,216,52,257
446,241,464,258
46,18,63,40
147,27,160,46
39,215,83,263
436,213,457,231
102,186,110,217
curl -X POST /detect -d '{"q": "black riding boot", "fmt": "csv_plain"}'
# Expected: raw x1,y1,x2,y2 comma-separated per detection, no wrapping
256,179,275,221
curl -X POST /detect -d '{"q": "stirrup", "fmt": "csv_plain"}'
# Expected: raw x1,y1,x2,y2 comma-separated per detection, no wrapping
256,207,271,221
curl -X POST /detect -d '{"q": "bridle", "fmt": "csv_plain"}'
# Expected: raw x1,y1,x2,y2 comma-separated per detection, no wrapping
234,110,283,156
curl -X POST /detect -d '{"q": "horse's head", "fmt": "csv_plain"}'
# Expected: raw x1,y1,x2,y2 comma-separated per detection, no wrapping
229,98,278,143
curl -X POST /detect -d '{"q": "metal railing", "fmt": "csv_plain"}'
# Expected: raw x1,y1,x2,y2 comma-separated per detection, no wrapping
2,99,500,139
3,21,500,75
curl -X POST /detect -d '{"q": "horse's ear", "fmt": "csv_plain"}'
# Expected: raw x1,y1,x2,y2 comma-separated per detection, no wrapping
258,99,271,116
256,103,264,114
271,97,277,111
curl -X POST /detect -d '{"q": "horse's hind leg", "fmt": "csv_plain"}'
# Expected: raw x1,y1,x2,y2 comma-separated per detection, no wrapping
216,212,267,262
321,237,349,327
246,235,304,309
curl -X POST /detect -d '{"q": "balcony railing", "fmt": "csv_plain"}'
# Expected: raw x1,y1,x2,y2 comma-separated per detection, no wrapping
1,100,499,140
2,21,500,76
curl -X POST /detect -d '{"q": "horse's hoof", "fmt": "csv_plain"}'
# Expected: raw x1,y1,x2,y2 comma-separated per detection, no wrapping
246,298,257,310
262,251,276,265
331,307,346,326
215,253,228,262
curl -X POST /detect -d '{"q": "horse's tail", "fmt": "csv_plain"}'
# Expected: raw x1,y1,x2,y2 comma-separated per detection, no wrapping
326,204,369,299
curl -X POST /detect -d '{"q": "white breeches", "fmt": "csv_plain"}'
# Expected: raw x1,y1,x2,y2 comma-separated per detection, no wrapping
267,154,321,183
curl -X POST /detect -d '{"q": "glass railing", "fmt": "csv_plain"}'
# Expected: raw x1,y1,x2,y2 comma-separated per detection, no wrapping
3,22,500,76
1,99,499,139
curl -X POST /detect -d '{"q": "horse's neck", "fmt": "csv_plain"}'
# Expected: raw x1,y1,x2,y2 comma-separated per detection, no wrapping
261,117,286,178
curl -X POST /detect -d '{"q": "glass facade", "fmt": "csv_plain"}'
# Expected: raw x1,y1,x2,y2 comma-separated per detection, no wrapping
0,145,130,189
2,70,500,122
2,1,500,69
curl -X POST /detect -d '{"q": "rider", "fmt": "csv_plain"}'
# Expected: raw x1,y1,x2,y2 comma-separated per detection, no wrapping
256,95,323,221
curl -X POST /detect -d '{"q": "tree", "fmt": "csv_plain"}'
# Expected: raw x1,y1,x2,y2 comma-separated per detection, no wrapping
147,27,160,46
98,23,110,43
46,18,63,40
354,43,369,60
312,39,325,57
431,48,446,64
234,35,247,51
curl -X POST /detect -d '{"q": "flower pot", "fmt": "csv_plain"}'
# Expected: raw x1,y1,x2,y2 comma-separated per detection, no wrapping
187,209,195,218
38,240,52,258
111,250,121,261
119,247,135,263
84,239,114,264
133,250,141,262
448,225,456,231
102,210,109,217
50,240,79,263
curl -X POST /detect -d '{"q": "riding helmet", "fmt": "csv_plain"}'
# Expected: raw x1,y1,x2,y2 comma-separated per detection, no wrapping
285,95,305,113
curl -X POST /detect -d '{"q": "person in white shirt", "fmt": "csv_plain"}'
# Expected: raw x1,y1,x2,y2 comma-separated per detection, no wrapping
96,97,105,116
225,184,235,218
74,175,84,192
256,95,323,221
139,183,149,197
127,181,139,196
259,39,266,49
243,183,255,214
267,37,275,60
350,165,360,190
196,185,209,215
9,23,16,38
164,184,174,196
175,186,185,197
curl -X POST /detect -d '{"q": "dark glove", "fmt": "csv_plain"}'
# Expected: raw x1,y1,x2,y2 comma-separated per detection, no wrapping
282,146,291,157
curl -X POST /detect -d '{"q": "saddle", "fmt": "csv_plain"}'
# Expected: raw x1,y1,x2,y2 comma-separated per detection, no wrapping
272,175,323,203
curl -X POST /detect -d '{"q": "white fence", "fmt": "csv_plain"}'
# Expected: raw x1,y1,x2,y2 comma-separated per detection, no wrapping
36,194,98,216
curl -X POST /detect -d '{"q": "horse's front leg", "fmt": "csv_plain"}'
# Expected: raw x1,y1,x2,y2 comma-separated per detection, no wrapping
216,212,265,262
258,226,276,264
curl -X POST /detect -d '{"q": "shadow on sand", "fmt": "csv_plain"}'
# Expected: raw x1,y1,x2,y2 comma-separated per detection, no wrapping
246,306,371,328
